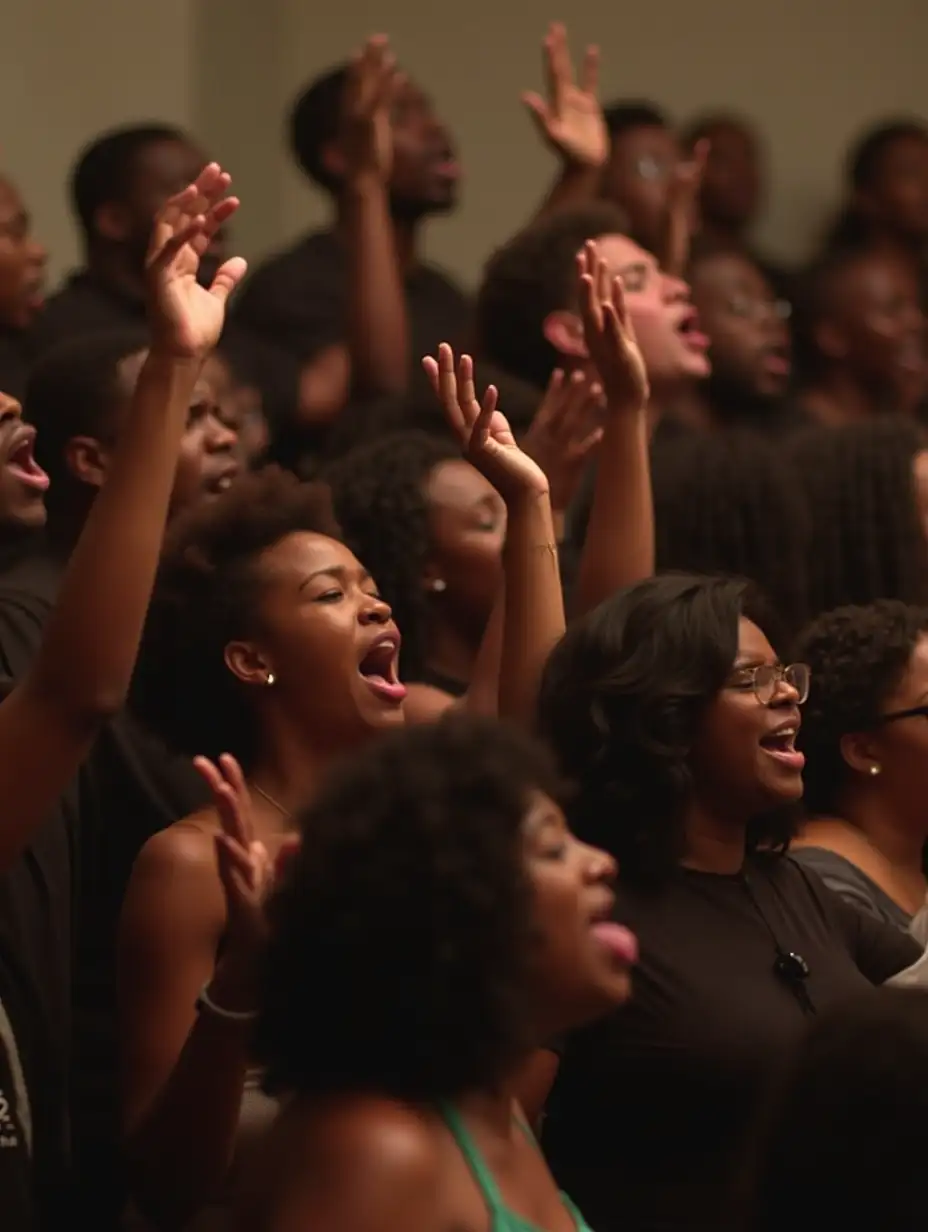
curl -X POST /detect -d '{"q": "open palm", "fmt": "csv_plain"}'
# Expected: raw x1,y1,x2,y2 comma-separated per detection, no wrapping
578,241,650,412
145,163,247,360
522,23,607,169
423,344,549,501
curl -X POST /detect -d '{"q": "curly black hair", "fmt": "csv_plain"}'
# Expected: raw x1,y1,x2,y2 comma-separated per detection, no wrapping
131,467,339,766
739,988,928,1231
326,431,460,681
288,65,349,193
536,573,793,884
564,432,810,640
792,600,928,816
788,418,928,619
475,202,629,390
790,248,881,380
254,712,563,1101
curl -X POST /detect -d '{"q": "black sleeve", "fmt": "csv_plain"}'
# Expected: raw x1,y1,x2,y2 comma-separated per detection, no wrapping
233,254,345,364
831,893,921,983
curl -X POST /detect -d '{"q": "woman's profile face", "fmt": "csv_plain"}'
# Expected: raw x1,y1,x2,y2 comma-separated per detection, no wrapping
860,632,928,830
233,531,407,743
523,792,635,1032
690,617,805,819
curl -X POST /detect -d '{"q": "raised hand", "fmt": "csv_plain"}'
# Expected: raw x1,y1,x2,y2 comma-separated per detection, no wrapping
194,753,273,961
663,138,710,276
145,163,246,360
522,22,608,170
422,345,549,502
578,241,650,412
338,34,400,184
522,368,604,514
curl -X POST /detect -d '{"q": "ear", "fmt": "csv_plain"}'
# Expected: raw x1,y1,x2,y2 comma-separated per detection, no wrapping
64,436,111,492
224,640,275,688
839,730,883,777
320,140,347,185
93,200,133,244
543,310,588,362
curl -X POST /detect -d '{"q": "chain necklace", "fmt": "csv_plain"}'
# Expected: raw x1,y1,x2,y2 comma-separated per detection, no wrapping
251,782,291,819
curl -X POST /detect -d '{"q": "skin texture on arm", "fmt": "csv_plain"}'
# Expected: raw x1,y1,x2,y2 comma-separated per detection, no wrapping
524,24,608,224
120,756,274,1225
0,164,246,872
571,241,654,618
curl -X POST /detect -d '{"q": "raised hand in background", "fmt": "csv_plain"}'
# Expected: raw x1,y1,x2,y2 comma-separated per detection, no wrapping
522,22,608,171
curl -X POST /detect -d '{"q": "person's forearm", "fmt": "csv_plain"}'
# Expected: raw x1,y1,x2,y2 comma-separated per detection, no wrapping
344,177,408,397
125,960,254,1224
461,588,504,717
28,350,200,720
533,163,601,225
572,412,653,618
498,491,564,726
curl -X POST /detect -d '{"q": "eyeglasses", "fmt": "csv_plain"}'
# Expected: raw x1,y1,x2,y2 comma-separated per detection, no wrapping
727,662,811,707
633,155,674,182
875,703,928,726
725,294,792,323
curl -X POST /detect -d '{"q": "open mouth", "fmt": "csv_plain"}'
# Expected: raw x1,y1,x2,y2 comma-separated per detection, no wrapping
759,724,804,770
760,345,791,377
676,307,710,351
588,896,638,965
206,463,239,495
358,635,407,705
6,430,49,492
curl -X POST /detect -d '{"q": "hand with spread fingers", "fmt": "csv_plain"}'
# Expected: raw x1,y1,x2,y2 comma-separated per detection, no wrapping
577,240,650,413
522,22,608,170
422,344,549,502
339,33,401,185
145,163,246,360
522,367,604,513
194,753,273,963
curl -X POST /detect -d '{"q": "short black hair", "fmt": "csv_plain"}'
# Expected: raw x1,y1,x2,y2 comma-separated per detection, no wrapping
823,119,928,252
326,431,460,681
682,110,755,149
790,248,878,377
26,330,149,519
741,988,928,1230
603,101,670,139
475,202,629,389
131,467,339,766
255,712,563,1100
537,573,792,884
788,419,928,619
793,601,928,816
289,65,350,192
71,123,186,239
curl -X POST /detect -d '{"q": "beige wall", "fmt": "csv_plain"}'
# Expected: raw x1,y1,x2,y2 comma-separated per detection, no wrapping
6,0,928,288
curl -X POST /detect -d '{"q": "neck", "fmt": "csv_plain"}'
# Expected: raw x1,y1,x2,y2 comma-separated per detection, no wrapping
656,380,717,433
800,371,880,426
86,248,146,303
454,1079,521,1137
248,715,345,824
680,800,746,873
837,788,928,878
334,203,419,273
424,614,482,690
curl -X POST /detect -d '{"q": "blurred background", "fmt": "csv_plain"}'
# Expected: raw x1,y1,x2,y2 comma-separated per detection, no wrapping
5,0,928,286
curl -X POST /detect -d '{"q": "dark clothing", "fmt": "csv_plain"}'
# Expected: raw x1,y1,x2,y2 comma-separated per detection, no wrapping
543,853,919,1232
0,330,32,401
234,228,472,457
31,269,301,439
0,538,207,1231
791,846,913,932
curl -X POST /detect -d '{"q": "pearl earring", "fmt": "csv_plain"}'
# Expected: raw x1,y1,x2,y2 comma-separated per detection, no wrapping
869,764,881,777
429,579,447,593
266,672,276,686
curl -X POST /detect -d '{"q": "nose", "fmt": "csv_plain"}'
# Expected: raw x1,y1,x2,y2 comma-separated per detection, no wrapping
585,841,617,884
662,273,689,302
30,237,47,266
205,410,237,453
358,592,393,624
0,393,23,421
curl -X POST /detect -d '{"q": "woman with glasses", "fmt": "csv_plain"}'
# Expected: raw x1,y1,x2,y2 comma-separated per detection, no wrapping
533,574,920,1232
791,601,928,938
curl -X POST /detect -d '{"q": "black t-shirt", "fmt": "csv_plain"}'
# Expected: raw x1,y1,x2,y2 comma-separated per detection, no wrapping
0,539,208,1230
30,270,301,438
543,853,919,1232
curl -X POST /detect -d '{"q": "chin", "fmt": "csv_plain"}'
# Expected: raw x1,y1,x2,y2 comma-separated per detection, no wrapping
682,353,712,379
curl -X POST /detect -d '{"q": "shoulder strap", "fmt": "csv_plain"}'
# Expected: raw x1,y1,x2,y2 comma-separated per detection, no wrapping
440,1102,505,1213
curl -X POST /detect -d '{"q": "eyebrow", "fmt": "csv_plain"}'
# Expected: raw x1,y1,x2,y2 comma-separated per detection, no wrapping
298,565,373,591
733,655,780,669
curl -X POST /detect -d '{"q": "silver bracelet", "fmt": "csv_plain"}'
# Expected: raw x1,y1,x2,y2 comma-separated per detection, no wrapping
195,980,258,1023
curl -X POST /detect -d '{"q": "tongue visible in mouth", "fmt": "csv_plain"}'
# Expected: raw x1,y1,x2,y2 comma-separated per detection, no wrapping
358,643,407,705
7,439,50,491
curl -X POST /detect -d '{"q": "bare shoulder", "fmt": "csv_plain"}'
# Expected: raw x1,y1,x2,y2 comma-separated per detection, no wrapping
403,682,457,725
123,810,226,937
134,809,222,880
247,1096,444,1232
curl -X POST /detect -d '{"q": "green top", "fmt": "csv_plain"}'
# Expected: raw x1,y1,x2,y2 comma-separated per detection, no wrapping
440,1103,593,1232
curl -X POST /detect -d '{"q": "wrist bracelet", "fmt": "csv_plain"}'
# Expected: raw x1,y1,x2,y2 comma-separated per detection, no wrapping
195,980,258,1023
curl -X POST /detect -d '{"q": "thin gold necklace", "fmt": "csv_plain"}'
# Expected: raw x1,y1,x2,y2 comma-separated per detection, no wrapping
251,782,291,819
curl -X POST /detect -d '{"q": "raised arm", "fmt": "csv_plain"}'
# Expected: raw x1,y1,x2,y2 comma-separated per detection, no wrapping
0,165,245,871
660,140,709,278
425,346,563,725
524,23,608,223
571,241,653,617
